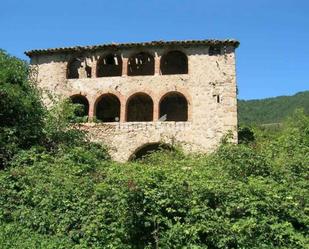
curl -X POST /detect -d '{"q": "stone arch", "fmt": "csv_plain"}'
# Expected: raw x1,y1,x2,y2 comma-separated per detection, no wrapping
70,94,89,118
160,50,188,75
129,142,172,161
95,93,121,122
126,92,153,121
159,91,188,121
67,58,82,79
97,53,122,77
127,52,155,76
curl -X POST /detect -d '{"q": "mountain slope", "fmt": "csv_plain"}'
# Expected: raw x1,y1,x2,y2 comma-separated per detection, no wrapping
238,91,309,125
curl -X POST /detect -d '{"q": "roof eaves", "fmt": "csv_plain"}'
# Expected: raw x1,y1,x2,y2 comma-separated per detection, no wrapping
25,39,240,57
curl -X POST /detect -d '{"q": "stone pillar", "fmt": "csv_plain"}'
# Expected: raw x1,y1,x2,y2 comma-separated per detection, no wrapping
78,64,86,78
153,99,159,121
154,55,160,75
120,97,126,122
88,99,95,122
122,58,128,76
92,58,97,78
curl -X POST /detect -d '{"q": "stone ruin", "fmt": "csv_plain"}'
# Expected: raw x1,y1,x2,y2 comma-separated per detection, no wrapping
25,39,239,161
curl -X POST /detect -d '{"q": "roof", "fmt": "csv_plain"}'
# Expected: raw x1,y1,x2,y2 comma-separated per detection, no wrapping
25,39,240,57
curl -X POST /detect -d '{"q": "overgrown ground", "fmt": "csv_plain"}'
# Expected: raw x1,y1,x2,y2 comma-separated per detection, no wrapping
0,50,308,248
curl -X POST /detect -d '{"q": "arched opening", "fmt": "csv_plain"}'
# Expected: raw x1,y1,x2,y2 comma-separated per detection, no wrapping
67,58,82,79
128,52,154,76
97,54,122,77
70,95,89,119
160,51,188,75
126,93,153,122
159,92,188,121
129,143,172,161
95,94,121,122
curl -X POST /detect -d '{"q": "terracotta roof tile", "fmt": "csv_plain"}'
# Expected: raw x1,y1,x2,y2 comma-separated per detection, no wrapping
25,39,239,57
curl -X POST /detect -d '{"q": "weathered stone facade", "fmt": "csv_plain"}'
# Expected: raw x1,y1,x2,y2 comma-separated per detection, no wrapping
25,39,239,162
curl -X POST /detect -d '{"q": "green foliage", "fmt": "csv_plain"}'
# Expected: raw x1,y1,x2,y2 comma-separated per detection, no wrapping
0,224,72,249
72,104,89,123
238,126,255,144
42,99,87,150
0,49,308,248
0,111,308,248
0,50,99,168
0,50,45,168
238,91,309,125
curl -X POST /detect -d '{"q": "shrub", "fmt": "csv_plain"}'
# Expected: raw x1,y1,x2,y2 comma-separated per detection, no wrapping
0,50,45,168
1,121,308,248
238,126,255,144
0,49,307,248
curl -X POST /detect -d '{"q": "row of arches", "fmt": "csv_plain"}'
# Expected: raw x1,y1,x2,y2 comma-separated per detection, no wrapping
67,50,188,79
70,91,188,122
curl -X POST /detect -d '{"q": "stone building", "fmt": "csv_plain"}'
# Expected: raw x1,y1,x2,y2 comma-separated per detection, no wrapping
25,39,240,162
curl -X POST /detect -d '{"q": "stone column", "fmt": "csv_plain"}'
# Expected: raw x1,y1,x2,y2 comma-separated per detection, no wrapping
154,54,160,75
120,97,126,122
88,98,95,122
153,99,159,121
92,57,97,78
122,58,128,76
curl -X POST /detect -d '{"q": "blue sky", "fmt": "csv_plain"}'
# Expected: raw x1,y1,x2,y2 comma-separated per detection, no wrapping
1,0,308,100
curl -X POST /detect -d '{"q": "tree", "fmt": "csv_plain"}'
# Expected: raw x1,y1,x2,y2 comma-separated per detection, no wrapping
0,50,44,168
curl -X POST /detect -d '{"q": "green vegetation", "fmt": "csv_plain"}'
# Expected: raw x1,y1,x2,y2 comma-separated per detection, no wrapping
0,50,308,248
0,50,44,168
238,91,309,125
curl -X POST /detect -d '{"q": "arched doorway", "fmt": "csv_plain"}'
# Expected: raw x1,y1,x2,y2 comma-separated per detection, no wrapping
159,92,188,121
95,94,121,122
129,143,172,161
126,93,153,121
70,95,89,119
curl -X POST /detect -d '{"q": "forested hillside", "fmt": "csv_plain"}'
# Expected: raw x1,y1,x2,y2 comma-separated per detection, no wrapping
0,50,308,248
238,91,309,125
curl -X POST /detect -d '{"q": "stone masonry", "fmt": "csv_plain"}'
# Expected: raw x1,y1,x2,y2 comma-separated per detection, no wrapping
25,39,240,162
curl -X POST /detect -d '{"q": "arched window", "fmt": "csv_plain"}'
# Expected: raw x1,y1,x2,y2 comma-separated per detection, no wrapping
128,52,154,76
70,95,89,118
160,51,188,75
159,92,188,121
126,93,153,121
97,54,122,77
95,94,121,122
67,58,82,79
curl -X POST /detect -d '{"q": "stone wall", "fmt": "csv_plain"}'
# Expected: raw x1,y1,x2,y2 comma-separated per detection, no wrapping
29,43,238,161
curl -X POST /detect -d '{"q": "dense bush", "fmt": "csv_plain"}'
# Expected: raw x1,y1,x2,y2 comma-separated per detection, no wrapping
238,126,255,144
0,50,45,168
0,112,308,248
0,50,308,248
0,50,100,168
